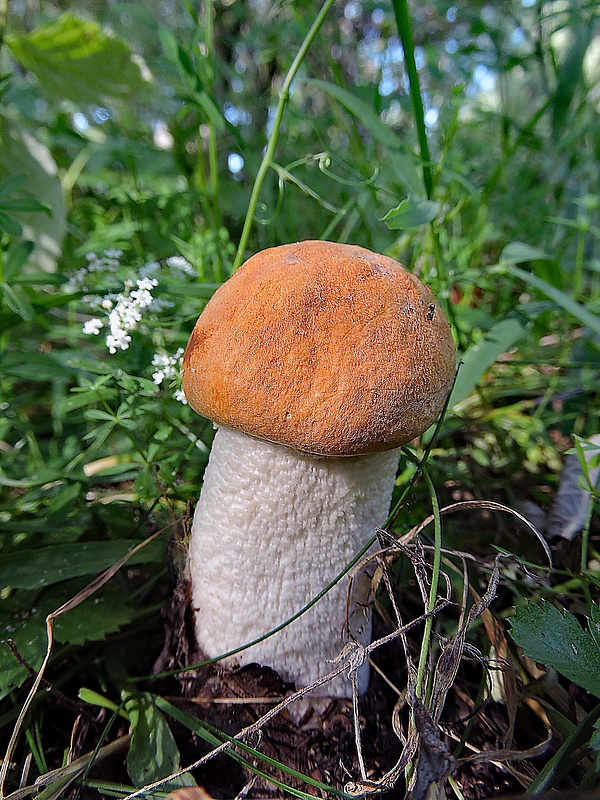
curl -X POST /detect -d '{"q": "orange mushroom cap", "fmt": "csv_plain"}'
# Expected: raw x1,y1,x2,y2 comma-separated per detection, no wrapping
182,240,455,457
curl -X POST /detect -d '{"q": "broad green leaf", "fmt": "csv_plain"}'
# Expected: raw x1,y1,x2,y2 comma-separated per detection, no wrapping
79,687,124,716
449,313,530,407
0,584,136,695
510,600,600,696
0,116,66,271
56,387,118,415
381,195,440,229
2,351,77,381
53,583,135,646
125,693,196,790
506,264,600,337
0,539,166,590
3,240,35,281
500,241,562,287
308,79,423,195
551,20,596,138
0,209,22,236
1,283,35,321
590,604,600,652
6,14,150,105
500,242,552,264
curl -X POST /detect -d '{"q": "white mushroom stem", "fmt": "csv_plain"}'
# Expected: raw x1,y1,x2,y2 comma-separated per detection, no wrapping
188,425,400,699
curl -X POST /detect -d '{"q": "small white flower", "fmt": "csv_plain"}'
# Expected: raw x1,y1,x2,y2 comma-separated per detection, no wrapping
167,255,197,277
175,388,188,405
139,261,160,278
136,277,158,292
152,348,186,390
106,330,132,354
83,318,104,335
101,298,114,310
104,248,123,259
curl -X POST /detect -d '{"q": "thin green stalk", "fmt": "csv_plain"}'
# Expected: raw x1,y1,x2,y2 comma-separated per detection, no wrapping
232,0,335,271
0,0,7,49
390,0,433,199
414,465,443,699
204,0,222,240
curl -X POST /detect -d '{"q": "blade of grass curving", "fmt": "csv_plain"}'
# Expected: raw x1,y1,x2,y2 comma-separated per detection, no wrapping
414,466,443,700
155,697,352,799
390,0,433,199
504,264,600,336
525,700,600,793
232,0,335,270
308,80,423,196
149,532,378,678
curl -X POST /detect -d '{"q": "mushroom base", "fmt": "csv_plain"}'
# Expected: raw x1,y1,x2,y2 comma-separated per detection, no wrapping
188,426,399,699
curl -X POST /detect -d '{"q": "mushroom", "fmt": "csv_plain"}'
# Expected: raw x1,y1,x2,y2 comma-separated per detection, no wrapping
181,240,455,701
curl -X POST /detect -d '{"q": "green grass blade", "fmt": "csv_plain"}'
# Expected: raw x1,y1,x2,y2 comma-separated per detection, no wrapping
505,265,600,337
449,313,531,408
525,700,600,793
390,0,433,198
155,696,353,798
308,79,423,195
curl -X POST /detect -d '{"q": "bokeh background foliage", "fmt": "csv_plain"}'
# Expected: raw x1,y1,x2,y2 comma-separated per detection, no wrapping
0,0,599,797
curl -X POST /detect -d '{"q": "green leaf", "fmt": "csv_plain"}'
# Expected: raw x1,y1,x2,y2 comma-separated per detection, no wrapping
381,195,440,229
2,351,77,381
449,313,530,407
125,693,196,790
167,282,220,300
510,600,600,696
0,116,66,271
551,20,596,138
500,242,553,264
0,539,166,590
6,14,151,105
505,264,600,337
3,240,35,281
0,210,22,236
53,583,135,646
308,79,423,195
1,283,35,321
0,584,137,695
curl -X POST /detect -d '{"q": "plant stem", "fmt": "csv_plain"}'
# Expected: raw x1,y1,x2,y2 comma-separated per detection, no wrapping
415,465,443,699
390,0,433,199
204,0,221,232
0,0,7,49
232,0,335,271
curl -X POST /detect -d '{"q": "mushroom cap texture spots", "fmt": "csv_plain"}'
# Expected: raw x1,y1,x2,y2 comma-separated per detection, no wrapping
182,240,456,456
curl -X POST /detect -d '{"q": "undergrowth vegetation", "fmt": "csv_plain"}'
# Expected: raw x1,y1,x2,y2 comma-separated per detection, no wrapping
0,0,599,797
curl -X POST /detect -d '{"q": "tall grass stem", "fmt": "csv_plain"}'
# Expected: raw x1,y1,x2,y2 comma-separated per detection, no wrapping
390,0,433,199
415,466,443,698
233,0,335,270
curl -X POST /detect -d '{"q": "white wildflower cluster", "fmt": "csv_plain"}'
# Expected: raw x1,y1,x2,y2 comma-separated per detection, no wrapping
82,276,158,353
65,249,123,292
77,252,196,403
166,255,197,277
152,348,187,404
